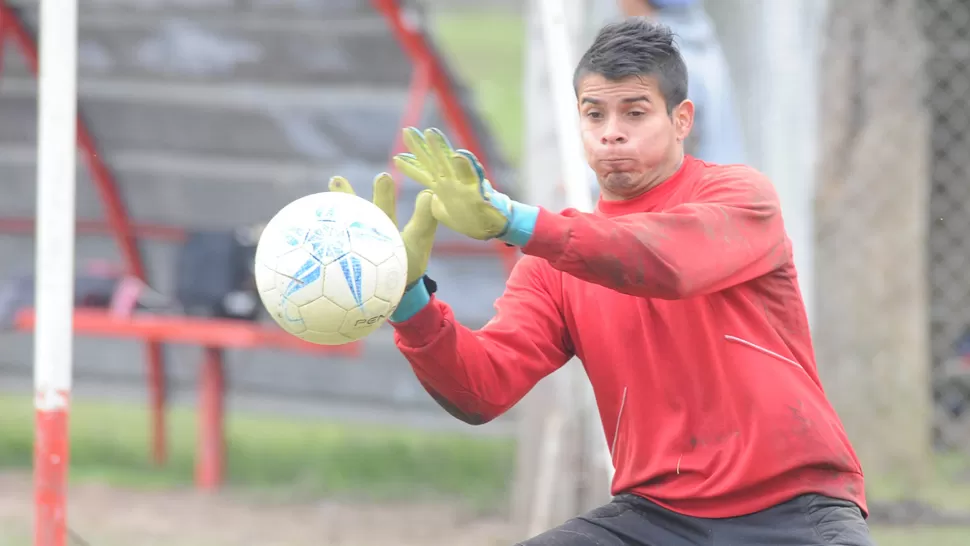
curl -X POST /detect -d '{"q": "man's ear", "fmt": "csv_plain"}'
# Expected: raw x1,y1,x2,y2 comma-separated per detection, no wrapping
672,99,695,143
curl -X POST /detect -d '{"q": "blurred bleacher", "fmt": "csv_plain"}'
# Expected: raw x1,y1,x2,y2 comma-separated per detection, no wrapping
0,0,517,433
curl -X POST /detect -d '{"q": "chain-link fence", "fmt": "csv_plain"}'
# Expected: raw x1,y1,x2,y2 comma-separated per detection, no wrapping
813,0,970,523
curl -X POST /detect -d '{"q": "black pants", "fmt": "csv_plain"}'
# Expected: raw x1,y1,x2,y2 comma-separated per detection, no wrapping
519,494,874,546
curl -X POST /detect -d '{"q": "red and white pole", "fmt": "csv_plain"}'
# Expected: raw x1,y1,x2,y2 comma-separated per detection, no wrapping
33,0,79,543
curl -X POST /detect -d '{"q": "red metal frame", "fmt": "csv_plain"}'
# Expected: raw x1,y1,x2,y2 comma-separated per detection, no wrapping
15,309,360,355
372,0,519,273
34,392,69,546
198,347,225,490
0,0,171,468
0,0,519,502
0,7,5,78
388,61,431,193
16,308,360,492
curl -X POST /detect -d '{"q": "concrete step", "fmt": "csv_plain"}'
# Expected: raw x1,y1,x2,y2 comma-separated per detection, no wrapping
0,144,502,249
2,6,411,86
0,79,423,163
3,0,382,22
0,145,376,224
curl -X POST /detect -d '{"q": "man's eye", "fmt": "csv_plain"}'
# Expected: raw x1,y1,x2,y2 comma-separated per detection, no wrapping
629,111,645,117
586,111,603,119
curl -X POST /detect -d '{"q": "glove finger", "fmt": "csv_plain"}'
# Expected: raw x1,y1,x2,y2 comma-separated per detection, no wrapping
425,128,458,181
372,172,398,226
456,150,486,180
393,154,435,188
328,175,356,195
450,151,486,192
402,127,441,179
403,189,438,239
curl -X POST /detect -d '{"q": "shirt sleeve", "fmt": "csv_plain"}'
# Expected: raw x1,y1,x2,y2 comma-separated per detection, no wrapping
522,167,788,299
390,256,573,425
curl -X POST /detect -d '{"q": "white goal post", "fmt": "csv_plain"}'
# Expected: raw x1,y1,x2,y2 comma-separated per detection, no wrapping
33,0,80,545
518,0,605,537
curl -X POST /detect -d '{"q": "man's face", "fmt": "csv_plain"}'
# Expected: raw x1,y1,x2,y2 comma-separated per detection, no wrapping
577,73,693,200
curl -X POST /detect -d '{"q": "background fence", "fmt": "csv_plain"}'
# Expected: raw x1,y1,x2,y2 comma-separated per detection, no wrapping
813,0,970,476
924,0,970,454
0,0,969,545
813,0,935,483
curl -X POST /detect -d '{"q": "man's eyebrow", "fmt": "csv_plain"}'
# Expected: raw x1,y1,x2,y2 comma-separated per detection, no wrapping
623,95,651,104
579,96,651,105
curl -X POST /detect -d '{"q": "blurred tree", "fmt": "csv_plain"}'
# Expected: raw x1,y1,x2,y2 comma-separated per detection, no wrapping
814,0,932,486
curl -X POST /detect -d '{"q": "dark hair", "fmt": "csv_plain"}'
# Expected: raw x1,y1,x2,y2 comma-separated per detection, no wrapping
573,18,688,114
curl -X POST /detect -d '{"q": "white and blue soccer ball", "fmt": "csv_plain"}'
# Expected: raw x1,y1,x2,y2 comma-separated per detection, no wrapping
254,191,408,345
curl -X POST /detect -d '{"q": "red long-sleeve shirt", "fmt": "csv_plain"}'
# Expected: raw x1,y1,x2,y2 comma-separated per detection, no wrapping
391,156,866,518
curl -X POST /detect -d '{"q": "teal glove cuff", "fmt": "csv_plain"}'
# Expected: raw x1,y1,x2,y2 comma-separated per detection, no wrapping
482,181,538,247
389,278,432,323
497,201,538,247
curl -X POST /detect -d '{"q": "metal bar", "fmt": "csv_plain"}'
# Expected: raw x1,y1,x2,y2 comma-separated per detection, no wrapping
0,1,38,73
370,0,519,273
536,0,594,214
0,6,7,80
388,61,431,197
76,125,146,279
196,347,225,491
371,0,488,166
147,343,167,465
15,309,364,356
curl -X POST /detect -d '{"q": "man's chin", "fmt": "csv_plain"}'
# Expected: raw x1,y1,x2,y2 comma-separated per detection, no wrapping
601,173,646,198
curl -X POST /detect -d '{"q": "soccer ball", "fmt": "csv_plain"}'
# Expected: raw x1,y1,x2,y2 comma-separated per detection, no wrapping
254,191,408,345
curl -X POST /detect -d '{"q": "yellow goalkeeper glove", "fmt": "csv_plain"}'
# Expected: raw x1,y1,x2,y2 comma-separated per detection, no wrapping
328,173,436,288
392,127,538,246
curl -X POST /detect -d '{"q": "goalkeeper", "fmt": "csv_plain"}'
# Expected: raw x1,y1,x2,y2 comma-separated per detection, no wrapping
332,18,873,546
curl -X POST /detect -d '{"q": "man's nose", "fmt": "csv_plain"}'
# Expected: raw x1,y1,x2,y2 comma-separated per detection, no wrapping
600,120,627,145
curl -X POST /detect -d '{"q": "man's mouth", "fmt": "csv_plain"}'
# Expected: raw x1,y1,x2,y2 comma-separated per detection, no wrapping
601,159,634,169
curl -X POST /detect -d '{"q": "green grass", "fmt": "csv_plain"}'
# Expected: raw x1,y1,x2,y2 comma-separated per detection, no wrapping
430,9,526,166
871,526,970,546
0,394,515,508
865,452,970,512
864,453,970,544
3,395,970,543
